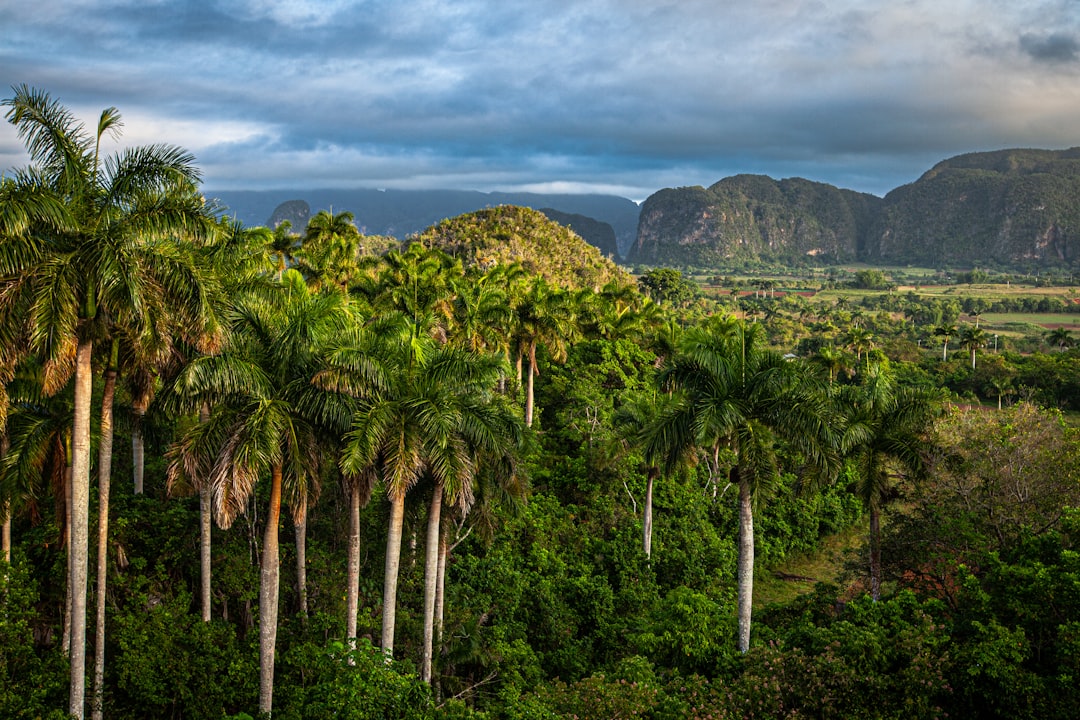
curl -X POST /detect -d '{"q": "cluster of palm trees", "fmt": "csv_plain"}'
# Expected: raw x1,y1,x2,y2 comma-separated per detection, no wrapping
0,88,666,718
637,317,942,653
1,87,948,717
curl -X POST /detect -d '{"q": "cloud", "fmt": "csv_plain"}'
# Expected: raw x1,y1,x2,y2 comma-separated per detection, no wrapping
4,0,1080,201
1019,32,1080,63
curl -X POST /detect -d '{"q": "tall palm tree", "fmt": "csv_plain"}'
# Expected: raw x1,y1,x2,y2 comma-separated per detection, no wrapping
836,363,940,600
338,320,510,665
168,269,358,715
513,279,575,427
933,324,957,362
959,325,987,370
642,317,835,652
610,392,678,558
417,354,523,683
1,86,211,719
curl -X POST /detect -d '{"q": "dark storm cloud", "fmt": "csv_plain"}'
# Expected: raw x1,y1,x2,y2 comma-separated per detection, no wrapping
1020,32,1080,63
4,1,1080,201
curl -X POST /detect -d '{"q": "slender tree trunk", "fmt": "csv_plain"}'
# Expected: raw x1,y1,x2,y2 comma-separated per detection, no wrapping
63,438,72,657
346,484,361,647
2,434,10,566
2,512,9,565
69,338,93,720
131,391,149,495
198,404,212,623
736,471,754,654
421,484,443,683
942,339,948,362
381,493,406,660
525,342,537,427
258,464,283,716
643,468,656,559
92,358,117,720
199,485,212,622
434,522,448,656
294,499,308,619
869,504,882,602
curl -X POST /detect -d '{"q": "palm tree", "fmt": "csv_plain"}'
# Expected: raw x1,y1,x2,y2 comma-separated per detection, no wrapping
642,317,835,652
810,345,852,385
417,353,523,683
513,279,575,427
1045,326,1073,352
168,269,358,715
610,392,677,558
933,324,957,362
1,86,211,719
959,325,987,370
337,318,515,668
836,363,940,600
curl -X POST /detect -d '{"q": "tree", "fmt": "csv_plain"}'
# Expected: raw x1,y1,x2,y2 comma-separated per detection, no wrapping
642,317,835,652
0,86,211,719
637,267,697,307
1045,327,1073,352
934,324,957,362
337,318,520,667
168,269,358,715
513,279,575,427
959,325,987,370
836,362,940,600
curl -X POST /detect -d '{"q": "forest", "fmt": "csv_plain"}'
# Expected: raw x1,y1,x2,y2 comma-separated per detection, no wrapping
2,87,1080,720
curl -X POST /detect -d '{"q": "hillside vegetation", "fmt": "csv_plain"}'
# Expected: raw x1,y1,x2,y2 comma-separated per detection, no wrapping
630,148,1080,270
412,205,628,289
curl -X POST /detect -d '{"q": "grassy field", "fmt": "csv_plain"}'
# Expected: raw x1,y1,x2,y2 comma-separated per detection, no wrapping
755,522,866,608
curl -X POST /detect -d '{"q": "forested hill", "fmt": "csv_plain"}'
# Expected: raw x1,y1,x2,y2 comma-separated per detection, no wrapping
869,148,1080,265
629,175,881,267
206,188,641,256
628,147,1080,268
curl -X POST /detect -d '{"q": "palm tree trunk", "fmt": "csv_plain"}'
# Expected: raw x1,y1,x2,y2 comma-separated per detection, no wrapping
381,493,406,660
346,483,361,647
200,485,212,622
942,339,948,362
736,471,754,654
198,404,212,623
2,434,9,566
69,337,93,720
421,484,443,683
525,342,537,427
643,468,656,558
869,504,882,602
91,357,118,720
131,391,149,495
63,436,72,657
435,522,448,655
258,464,283,716
294,499,308,619
2,511,9,565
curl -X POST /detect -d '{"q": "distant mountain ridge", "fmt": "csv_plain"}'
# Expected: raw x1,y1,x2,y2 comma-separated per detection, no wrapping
629,148,1080,268
210,147,1080,271
206,188,640,257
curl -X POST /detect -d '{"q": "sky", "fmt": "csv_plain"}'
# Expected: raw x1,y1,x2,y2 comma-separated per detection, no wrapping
3,0,1080,201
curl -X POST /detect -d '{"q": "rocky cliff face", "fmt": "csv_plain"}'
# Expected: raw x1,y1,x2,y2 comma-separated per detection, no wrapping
629,176,880,266
630,149,1080,269
867,148,1080,265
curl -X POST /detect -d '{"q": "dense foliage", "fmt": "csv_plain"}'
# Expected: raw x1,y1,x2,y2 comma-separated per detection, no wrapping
2,89,1080,720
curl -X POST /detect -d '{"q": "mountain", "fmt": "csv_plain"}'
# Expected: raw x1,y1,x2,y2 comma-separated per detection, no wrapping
628,148,1080,269
537,208,620,261
411,205,628,290
629,175,880,266
206,188,641,257
868,148,1080,265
